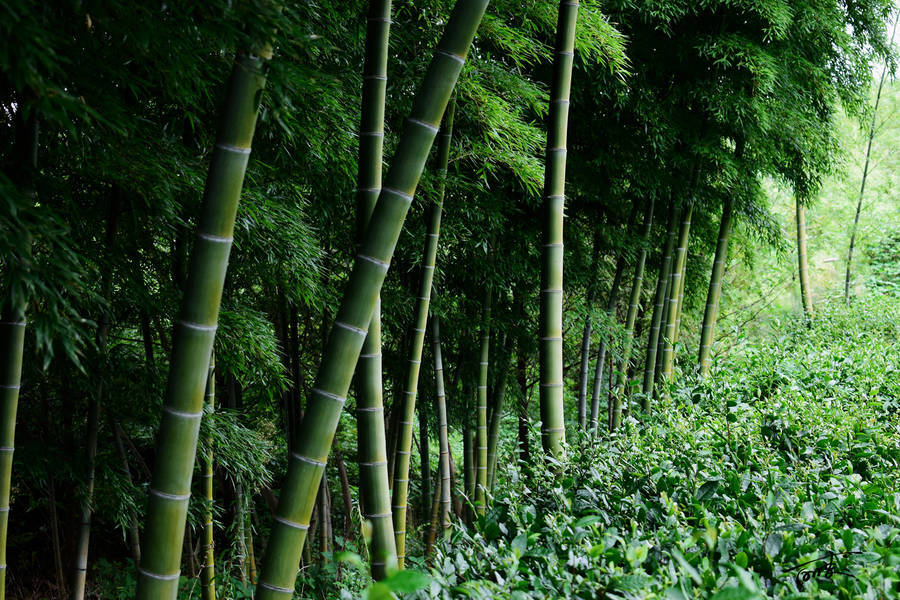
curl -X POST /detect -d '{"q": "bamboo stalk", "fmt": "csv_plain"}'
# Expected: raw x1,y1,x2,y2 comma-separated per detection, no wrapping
796,200,814,321
589,249,627,433
661,202,693,381
0,110,38,600
431,316,452,537
475,289,491,515
256,4,488,596
355,0,396,579
612,199,654,427
136,48,269,599
199,356,216,600
540,0,579,458
642,203,677,403
486,342,511,491
698,199,733,377
392,97,456,568
576,228,603,429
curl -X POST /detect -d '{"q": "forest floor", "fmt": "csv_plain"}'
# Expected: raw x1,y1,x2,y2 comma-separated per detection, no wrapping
410,295,900,600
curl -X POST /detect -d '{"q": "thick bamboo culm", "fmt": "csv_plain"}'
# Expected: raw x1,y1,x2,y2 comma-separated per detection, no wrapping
256,4,489,595
354,0,397,579
539,0,579,457
136,49,269,600
661,202,694,382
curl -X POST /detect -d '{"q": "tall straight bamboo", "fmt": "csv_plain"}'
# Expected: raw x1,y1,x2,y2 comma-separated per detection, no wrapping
200,356,216,600
431,316,452,537
576,228,602,428
796,200,814,321
392,98,455,567
642,203,677,403
486,343,511,491
698,198,733,376
256,3,489,596
475,290,491,515
612,199,654,427
0,111,38,600
845,17,897,301
539,0,578,457
589,252,626,432
660,202,693,381
354,0,396,579
135,49,269,599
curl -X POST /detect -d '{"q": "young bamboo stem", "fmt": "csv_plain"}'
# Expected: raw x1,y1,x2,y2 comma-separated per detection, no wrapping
698,199,733,377
431,316,452,537
796,200,814,321
661,202,694,381
475,289,491,515
642,202,677,403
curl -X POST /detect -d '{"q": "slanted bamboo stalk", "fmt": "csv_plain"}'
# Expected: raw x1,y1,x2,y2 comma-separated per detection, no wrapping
661,202,693,381
576,227,602,428
199,356,216,600
475,289,491,515
845,14,898,303
392,97,455,567
642,203,677,403
589,248,627,433
796,200,814,321
612,199,654,427
540,0,578,458
135,49,269,599
431,316,452,537
256,4,488,596
698,199,733,377
354,0,396,579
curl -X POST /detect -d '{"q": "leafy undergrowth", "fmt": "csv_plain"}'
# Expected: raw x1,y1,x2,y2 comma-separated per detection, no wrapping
422,296,900,599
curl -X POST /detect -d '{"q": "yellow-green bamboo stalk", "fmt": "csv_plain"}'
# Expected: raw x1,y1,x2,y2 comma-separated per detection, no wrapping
430,315,452,537
354,0,396,579
486,342,511,491
642,202,677,403
796,200,814,321
200,356,216,600
576,228,602,429
698,199,733,377
135,48,269,599
612,199,654,427
588,251,626,433
392,97,455,568
660,202,693,381
540,0,578,458
0,111,38,600
475,290,491,515
256,4,488,596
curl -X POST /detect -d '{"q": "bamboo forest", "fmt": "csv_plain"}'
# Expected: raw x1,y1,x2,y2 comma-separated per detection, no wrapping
5,0,900,598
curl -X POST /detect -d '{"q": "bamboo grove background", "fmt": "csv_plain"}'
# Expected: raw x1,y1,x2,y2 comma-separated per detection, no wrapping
0,0,898,598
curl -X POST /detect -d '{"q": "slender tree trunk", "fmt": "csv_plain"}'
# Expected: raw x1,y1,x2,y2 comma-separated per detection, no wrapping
845,15,898,303
589,249,627,433
392,97,455,567
72,193,119,600
576,228,602,428
199,356,216,600
539,0,578,458
354,0,397,579
423,474,441,559
136,48,269,599
0,110,39,600
642,202,677,404
661,202,693,381
612,199,654,427
418,385,430,524
246,525,257,585
698,198,733,377
516,348,530,464
431,316,452,537
111,418,141,563
796,200,814,321
257,5,487,595
486,342,511,491
475,289,491,515
673,256,687,344
463,424,474,523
